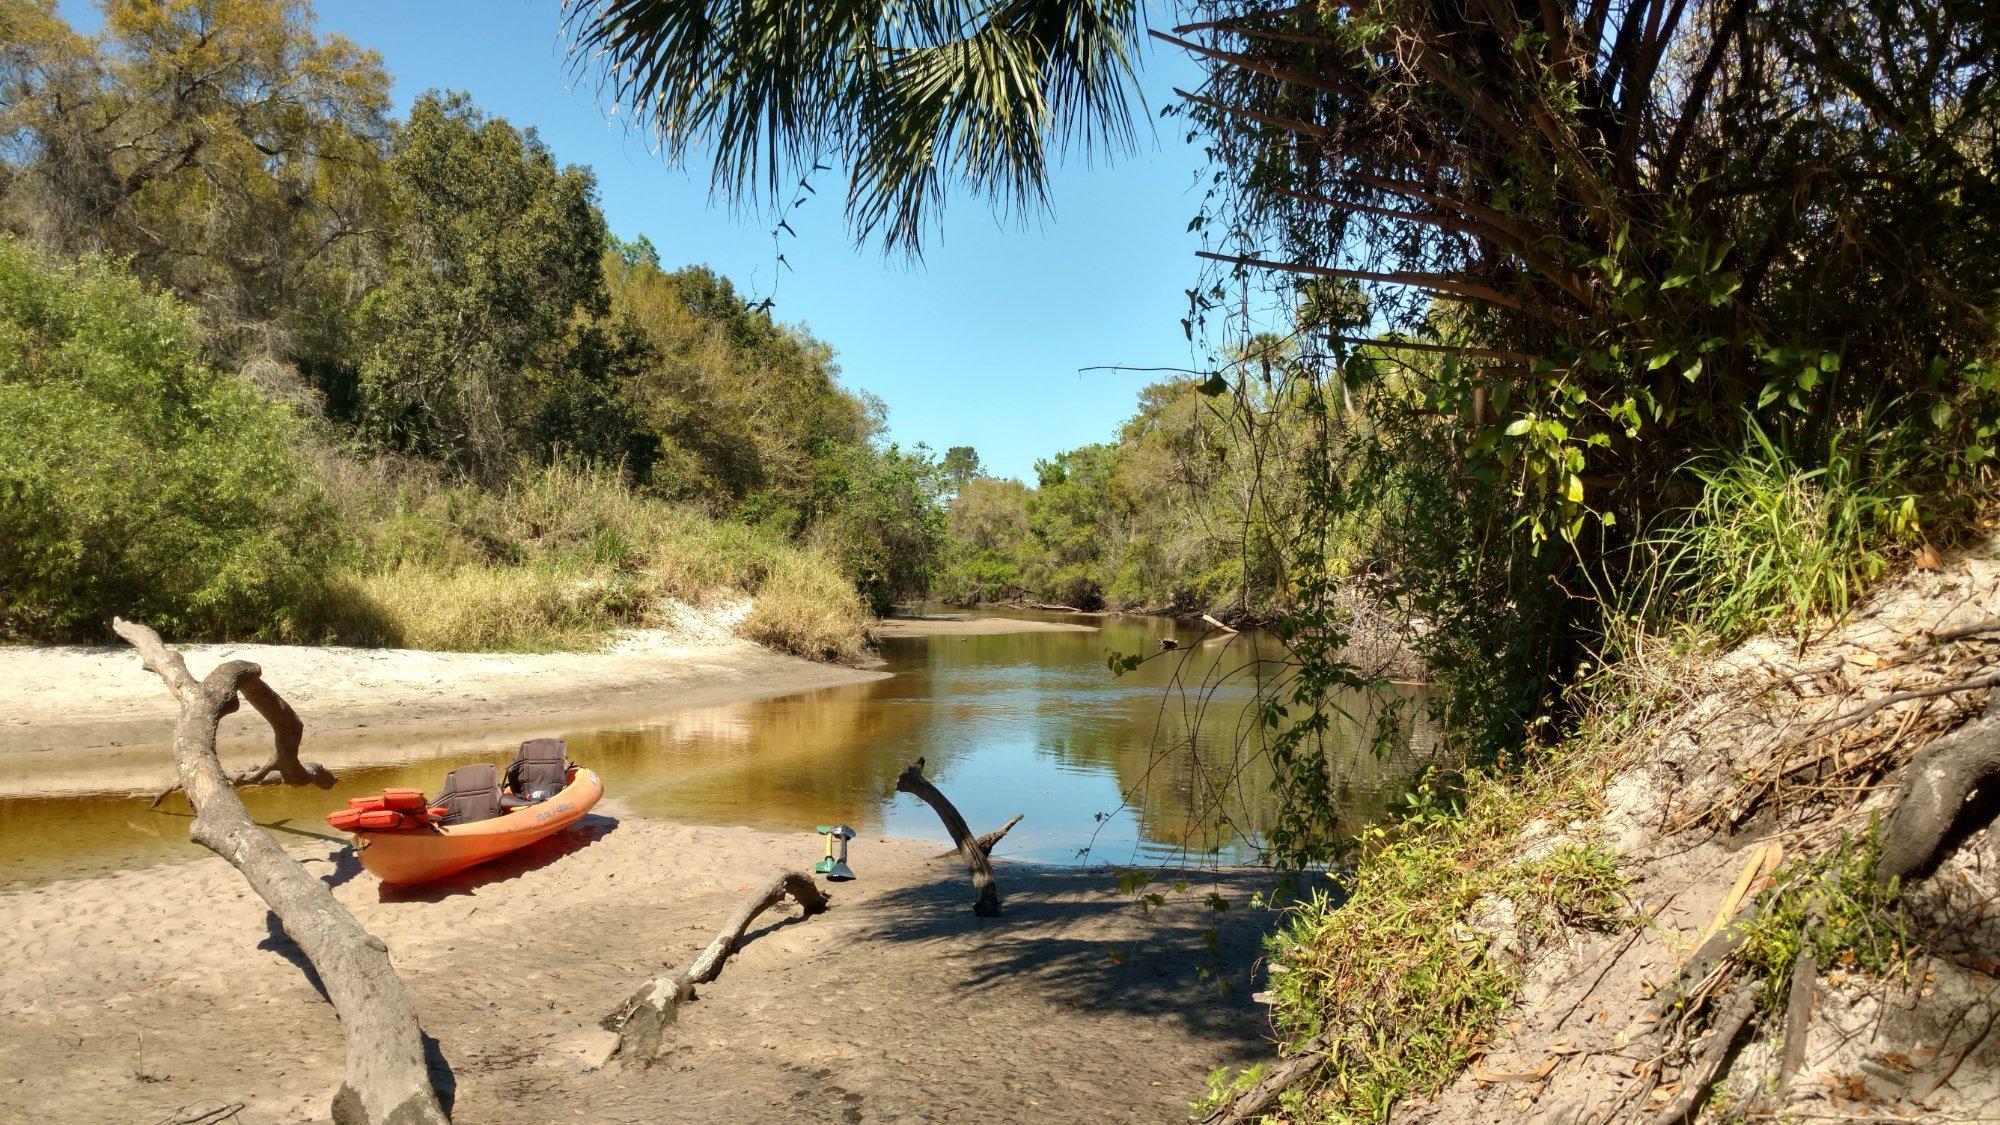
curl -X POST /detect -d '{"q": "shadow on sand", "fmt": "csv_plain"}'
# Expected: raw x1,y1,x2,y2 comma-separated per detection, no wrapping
856,860,1288,1049
375,813,621,903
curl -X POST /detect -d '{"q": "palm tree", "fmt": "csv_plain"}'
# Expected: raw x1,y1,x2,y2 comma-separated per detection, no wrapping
563,0,1145,254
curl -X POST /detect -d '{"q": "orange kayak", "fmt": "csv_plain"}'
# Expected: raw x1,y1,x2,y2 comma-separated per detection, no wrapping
352,768,604,885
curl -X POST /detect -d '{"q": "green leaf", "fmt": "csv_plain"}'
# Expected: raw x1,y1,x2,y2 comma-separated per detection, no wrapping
1504,417,1533,436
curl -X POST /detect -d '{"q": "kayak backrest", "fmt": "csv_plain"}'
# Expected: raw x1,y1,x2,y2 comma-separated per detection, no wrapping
436,762,502,825
505,738,570,801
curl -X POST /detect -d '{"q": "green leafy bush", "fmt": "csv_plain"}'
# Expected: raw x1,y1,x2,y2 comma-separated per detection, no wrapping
0,241,336,640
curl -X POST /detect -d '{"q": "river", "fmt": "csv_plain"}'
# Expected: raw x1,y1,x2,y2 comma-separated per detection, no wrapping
0,611,1436,888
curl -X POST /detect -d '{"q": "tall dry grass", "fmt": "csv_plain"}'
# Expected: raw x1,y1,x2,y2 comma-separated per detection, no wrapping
307,455,870,659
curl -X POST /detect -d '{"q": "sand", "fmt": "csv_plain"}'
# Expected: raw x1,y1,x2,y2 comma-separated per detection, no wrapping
0,808,1276,1123
0,617,891,797
873,615,1097,637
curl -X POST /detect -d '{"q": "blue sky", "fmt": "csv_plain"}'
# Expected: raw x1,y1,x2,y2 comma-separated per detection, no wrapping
64,1,1214,481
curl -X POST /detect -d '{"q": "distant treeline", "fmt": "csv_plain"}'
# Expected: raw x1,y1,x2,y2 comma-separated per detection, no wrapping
935,368,1320,620
0,0,946,652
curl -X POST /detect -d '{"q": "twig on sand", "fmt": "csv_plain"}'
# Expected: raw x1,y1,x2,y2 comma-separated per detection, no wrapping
155,1101,246,1125
607,869,830,1062
113,617,448,1125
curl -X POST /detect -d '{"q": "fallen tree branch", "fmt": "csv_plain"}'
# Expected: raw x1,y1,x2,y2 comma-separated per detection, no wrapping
112,618,447,1125
608,868,829,1061
1643,986,1758,1125
1925,617,2000,646
146,653,337,807
934,813,1024,859
1203,1027,1336,1123
1876,702,2000,888
897,757,1001,916
1812,672,2000,739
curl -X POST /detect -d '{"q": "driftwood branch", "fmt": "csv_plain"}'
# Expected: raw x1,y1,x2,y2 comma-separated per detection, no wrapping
1876,703,2000,888
111,618,447,1125
1203,1027,1336,1123
608,869,829,1061
897,757,1001,916
934,813,1024,859
145,646,337,807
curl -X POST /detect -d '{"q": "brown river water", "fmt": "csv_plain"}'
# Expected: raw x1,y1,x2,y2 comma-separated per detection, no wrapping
0,612,1437,888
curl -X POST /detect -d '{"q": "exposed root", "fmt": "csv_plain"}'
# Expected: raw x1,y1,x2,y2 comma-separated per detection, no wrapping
1641,985,1758,1125
1876,704,2000,888
1202,1028,1336,1124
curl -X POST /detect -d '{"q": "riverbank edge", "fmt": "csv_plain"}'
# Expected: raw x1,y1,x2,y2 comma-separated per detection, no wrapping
1213,540,2000,1122
0,613,1110,797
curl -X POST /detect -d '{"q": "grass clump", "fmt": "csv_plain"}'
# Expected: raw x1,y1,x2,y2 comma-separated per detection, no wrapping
1737,827,1909,1009
315,458,870,659
1643,420,1927,645
741,551,871,664
1217,763,1628,1122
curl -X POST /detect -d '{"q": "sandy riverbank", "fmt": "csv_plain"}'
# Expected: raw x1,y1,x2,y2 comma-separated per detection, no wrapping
0,810,1275,1123
0,618,885,797
873,613,1097,637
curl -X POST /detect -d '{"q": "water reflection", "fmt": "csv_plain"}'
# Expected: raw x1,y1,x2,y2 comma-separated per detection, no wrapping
0,613,1435,887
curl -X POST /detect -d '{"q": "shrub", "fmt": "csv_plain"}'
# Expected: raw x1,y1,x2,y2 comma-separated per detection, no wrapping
741,551,870,663
0,241,336,640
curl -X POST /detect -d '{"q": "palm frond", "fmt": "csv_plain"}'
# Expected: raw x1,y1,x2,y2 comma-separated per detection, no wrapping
563,0,1144,253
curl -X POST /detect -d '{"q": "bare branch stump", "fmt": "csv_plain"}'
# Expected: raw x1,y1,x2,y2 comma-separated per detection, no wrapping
1877,705,2000,889
933,813,1023,859
896,757,1001,916
113,618,448,1125
608,869,829,1062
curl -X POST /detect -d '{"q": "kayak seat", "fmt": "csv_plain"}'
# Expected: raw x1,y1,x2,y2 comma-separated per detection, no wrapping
505,738,571,802
436,762,502,826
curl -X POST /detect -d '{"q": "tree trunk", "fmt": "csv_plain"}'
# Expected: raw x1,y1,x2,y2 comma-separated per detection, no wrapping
113,618,449,1125
609,868,829,1061
896,757,1001,917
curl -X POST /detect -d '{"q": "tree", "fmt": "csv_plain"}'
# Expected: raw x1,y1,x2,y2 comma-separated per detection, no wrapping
0,0,394,369
0,238,335,640
562,0,1145,253
811,443,947,614
940,445,981,493
604,254,880,510
355,91,642,480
